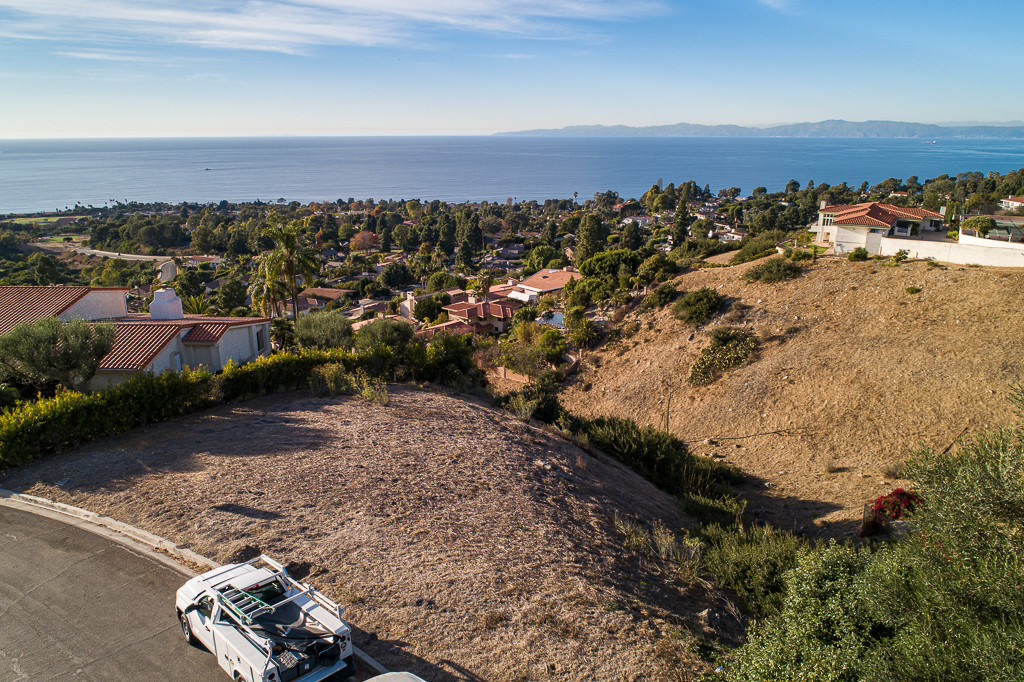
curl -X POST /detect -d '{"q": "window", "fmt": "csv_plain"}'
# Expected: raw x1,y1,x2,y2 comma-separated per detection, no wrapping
256,328,266,352
197,596,214,619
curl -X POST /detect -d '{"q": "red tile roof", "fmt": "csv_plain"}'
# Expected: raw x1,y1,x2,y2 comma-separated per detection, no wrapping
443,299,522,320
99,324,182,371
0,286,128,336
182,323,230,344
300,287,354,301
117,313,267,326
0,286,90,335
822,202,941,228
415,320,482,339
517,269,582,293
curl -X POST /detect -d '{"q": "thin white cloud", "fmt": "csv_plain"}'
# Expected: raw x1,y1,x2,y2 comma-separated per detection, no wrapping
57,50,154,62
756,0,796,11
0,0,656,54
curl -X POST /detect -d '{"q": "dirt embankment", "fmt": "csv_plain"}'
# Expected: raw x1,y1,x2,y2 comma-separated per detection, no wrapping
562,257,1024,536
1,388,740,681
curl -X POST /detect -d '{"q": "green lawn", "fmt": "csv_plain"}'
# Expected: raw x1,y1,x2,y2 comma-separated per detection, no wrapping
10,215,88,225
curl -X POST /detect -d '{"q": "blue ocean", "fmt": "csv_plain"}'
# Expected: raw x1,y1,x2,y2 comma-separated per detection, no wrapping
1,136,1023,214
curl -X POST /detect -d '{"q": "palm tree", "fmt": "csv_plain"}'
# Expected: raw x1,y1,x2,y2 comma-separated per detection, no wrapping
473,274,494,300
249,255,289,317
181,294,211,315
249,219,319,319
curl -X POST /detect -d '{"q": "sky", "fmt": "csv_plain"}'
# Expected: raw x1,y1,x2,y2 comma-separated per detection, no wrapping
1,0,1022,138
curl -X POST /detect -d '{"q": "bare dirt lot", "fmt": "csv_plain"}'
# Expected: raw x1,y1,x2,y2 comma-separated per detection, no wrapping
1,388,740,681
562,256,1024,537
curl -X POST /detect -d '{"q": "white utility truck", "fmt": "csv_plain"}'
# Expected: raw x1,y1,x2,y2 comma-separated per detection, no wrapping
176,555,355,682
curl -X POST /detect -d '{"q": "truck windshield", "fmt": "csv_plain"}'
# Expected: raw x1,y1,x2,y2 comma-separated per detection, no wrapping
248,580,287,605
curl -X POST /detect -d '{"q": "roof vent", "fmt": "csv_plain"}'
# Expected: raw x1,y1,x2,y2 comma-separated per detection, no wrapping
151,288,183,320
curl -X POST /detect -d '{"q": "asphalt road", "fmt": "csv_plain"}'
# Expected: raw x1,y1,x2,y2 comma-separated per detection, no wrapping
72,247,171,262
0,504,224,681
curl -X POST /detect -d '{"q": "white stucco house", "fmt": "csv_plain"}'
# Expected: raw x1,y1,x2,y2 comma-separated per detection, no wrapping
813,202,944,254
1001,196,1024,211
0,286,271,390
507,268,582,303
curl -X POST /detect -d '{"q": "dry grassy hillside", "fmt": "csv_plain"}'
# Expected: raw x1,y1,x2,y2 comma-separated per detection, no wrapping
561,257,1024,536
1,388,741,681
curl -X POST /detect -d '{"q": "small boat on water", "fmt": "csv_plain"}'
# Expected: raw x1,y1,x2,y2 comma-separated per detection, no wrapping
921,140,937,144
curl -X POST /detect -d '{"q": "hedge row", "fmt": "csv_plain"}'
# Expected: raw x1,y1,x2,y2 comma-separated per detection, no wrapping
0,349,364,469
0,369,217,467
219,349,359,401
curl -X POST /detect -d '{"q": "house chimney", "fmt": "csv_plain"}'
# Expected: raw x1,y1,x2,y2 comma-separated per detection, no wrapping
151,288,183,320
819,200,827,210
939,206,947,217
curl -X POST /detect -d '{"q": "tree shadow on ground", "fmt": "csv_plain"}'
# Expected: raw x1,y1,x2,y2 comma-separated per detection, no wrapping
348,624,484,682
734,472,859,540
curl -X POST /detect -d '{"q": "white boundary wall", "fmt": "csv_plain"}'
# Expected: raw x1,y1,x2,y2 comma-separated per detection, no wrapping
878,237,1024,267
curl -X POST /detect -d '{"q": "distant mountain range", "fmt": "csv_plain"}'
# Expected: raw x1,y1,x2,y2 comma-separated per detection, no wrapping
497,120,1024,139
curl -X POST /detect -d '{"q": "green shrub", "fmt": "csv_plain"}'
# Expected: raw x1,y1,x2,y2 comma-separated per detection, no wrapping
890,249,909,265
294,309,354,349
960,216,996,237
848,247,869,262
730,234,784,265
726,542,875,681
219,349,358,401
946,229,960,241
0,369,216,468
788,249,813,262
310,362,356,397
641,282,678,310
500,371,564,424
582,416,743,497
701,523,808,619
743,257,802,283
726,425,1024,681
680,492,747,527
905,286,921,294
689,327,756,386
673,287,724,326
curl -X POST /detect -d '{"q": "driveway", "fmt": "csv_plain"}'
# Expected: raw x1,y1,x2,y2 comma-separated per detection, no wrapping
0,504,223,681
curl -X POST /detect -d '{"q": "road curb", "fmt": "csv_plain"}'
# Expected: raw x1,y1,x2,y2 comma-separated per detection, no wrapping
0,488,389,676
0,488,217,576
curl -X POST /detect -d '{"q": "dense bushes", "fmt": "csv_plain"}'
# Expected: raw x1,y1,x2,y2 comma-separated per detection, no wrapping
219,349,358,401
582,416,743,497
294,309,354,349
725,426,1024,680
1,332,477,469
310,364,389,405
700,523,807,619
640,282,678,310
689,328,756,386
848,247,869,261
730,234,783,265
743,256,802,283
673,287,724,325
0,369,216,467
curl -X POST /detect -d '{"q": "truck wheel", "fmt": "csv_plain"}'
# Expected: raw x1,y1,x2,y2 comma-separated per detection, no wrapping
179,611,199,646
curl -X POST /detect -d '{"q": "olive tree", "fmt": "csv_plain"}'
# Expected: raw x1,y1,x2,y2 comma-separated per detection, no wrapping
0,317,115,392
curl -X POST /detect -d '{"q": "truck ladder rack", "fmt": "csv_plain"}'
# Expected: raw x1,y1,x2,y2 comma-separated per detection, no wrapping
219,586,273,624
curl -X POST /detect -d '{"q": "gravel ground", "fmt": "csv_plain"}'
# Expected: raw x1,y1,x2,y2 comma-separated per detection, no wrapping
1,387,740,681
